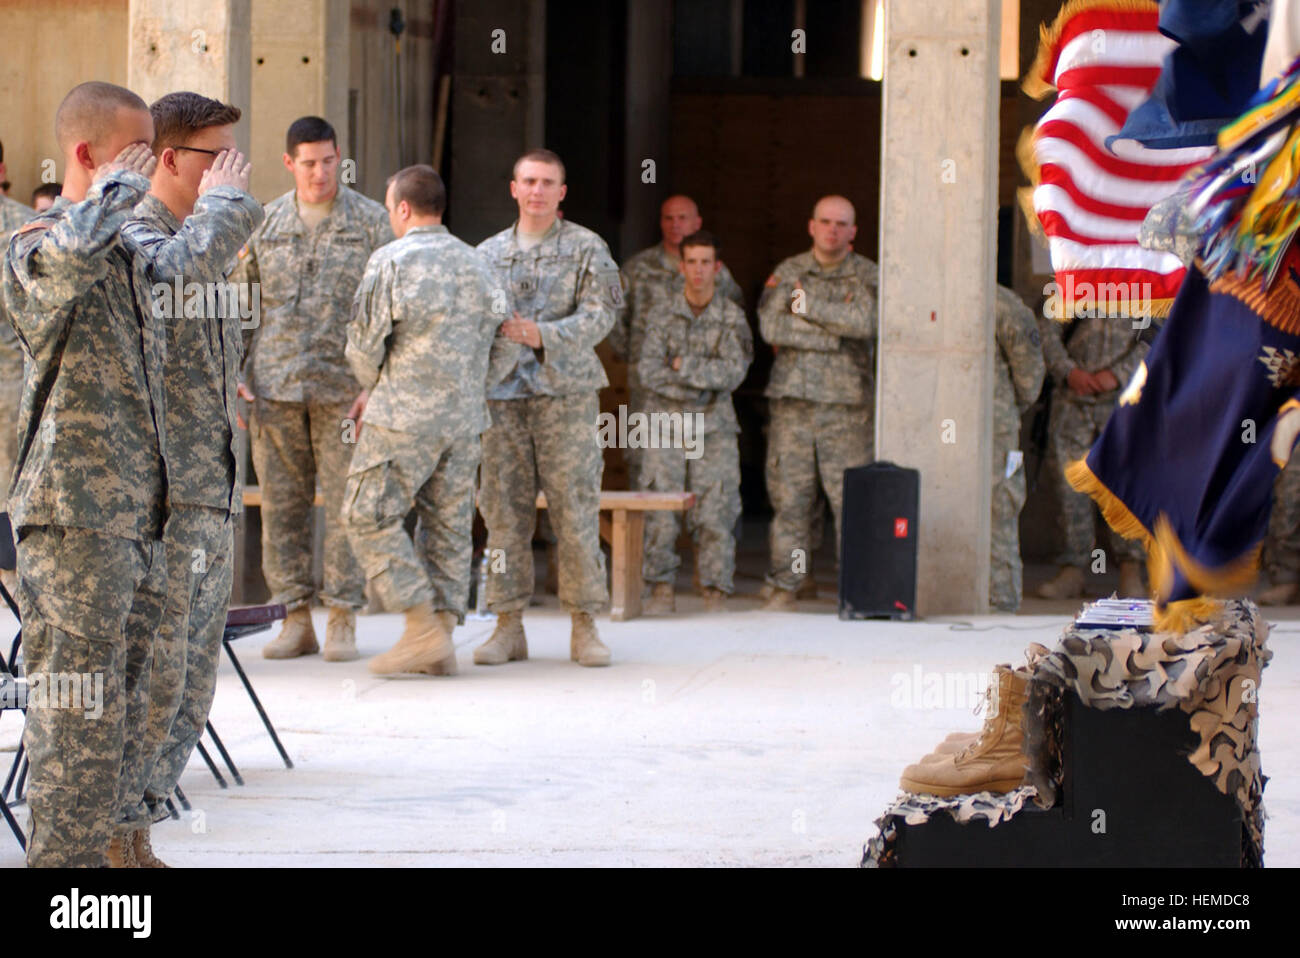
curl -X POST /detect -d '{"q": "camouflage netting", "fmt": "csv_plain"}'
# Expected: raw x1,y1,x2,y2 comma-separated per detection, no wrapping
862,599,1270,868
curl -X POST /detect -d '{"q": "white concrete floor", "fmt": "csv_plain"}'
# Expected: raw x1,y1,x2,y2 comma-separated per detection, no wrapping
2,589,1295,867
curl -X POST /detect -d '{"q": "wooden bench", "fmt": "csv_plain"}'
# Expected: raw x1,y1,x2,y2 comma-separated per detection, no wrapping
241,486,695,621
535,490,695,621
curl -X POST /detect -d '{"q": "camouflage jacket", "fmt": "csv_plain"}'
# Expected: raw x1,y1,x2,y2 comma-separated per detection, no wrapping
0,195,35,386
638,292,753,435
758,250,879,406
477,218,621,399
1,172,168,540
994,285,1046,446
347,224,497,439
1037,312,1149,405
231,184,393,403
609,243,744,371
122,189,264,514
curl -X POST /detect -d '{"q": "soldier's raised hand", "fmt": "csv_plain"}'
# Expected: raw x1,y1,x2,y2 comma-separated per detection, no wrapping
94,142,157,184
199,150,252,195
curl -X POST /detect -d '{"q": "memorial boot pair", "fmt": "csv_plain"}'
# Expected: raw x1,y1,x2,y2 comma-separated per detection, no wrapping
899,664,1031,797
369,601,458,675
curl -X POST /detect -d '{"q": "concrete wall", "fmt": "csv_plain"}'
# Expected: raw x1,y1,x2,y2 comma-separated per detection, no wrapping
0,0,129,205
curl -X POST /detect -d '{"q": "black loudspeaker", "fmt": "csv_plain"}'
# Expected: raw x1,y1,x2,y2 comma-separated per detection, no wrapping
839,462,919,620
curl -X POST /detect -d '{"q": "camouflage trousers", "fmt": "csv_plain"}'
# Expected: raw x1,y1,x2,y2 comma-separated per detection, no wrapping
1264,442,1300,584
639,431,742,593
1048,396,1143,568
0,375,19,495
765,398,872,592
249,397,364,610
480,393,608,614
990,428,1026,612
16,525,166,867
621,385,650,491
141,505,234,821
344,424,480,616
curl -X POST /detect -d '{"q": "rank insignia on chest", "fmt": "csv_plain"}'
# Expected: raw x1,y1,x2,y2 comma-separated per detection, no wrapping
304,260,317,276
516,277,536,295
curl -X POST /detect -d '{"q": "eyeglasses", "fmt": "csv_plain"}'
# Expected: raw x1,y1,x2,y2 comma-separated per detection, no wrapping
173,146,223,156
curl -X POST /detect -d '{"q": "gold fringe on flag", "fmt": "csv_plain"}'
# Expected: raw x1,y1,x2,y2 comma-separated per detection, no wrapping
1021,0,1161,100
1066,458,1261,633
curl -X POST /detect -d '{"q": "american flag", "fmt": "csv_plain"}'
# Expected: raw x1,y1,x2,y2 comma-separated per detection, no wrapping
1020,0,1216,319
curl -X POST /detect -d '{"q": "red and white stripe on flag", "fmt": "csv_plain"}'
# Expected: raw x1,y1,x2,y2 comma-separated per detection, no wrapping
1021,0,1215,319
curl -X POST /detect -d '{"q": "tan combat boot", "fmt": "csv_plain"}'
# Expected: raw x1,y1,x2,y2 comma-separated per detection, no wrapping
1036,565,1085,599
645,582,675,615
797,578,818,599
1257,581,1298,605
1117,561,1147,599
131,827,168,868
369,602,458,675
322,607,358,662
762,586,796,611
916,731,981,764
899,665,1030,796
262,607,319,659
570,612,611,667
473,611,528,665
701,587,727,611
106,833,138,868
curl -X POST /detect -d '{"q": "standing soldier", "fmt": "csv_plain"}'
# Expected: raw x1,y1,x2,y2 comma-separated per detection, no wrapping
638,230,752,613
759,195,878,611
342,165,496,675
475,148,620,667
1035,311,1149,599
990,285,1046,611
0,140,34,507
610,195,743,483
231,116,393,661
120,92,264,866
3,82,165,868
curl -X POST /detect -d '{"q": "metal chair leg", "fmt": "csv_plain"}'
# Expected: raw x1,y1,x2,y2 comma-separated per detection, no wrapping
204,722,244,786
223,640,294,769
1,795,24,851
174,784,191,811
1,741,22,803
163,797,179,821
195,739,227,789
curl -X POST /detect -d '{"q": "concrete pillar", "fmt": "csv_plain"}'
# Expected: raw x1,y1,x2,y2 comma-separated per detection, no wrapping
621,0,673,257
127,0,253,154
448,0,546,244
877,0,1001,615
247,0,350,202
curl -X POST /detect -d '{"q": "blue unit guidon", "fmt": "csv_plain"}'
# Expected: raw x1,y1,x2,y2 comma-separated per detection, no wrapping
1067,241,1300,630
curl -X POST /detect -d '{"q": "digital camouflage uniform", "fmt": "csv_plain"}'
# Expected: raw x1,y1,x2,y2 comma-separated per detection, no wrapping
477,218,620,614
230,185,393,612
991,286,1046,611
636,291,752,592
121,188,264,822
1038,312,1149,568
759,249,878,593
2,172,168,867
610,244,743,488
0,194,34,490
342,224,496,617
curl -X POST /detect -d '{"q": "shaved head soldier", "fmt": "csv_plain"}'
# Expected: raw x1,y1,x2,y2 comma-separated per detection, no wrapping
610,195,744,487
3,81,165,867
759,195,879,610
474,149,621,666
229,117,394,662
118,91,264,865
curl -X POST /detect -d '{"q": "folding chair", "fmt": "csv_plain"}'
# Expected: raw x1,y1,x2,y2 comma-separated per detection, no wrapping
191,603,294,789
0,513,26,849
